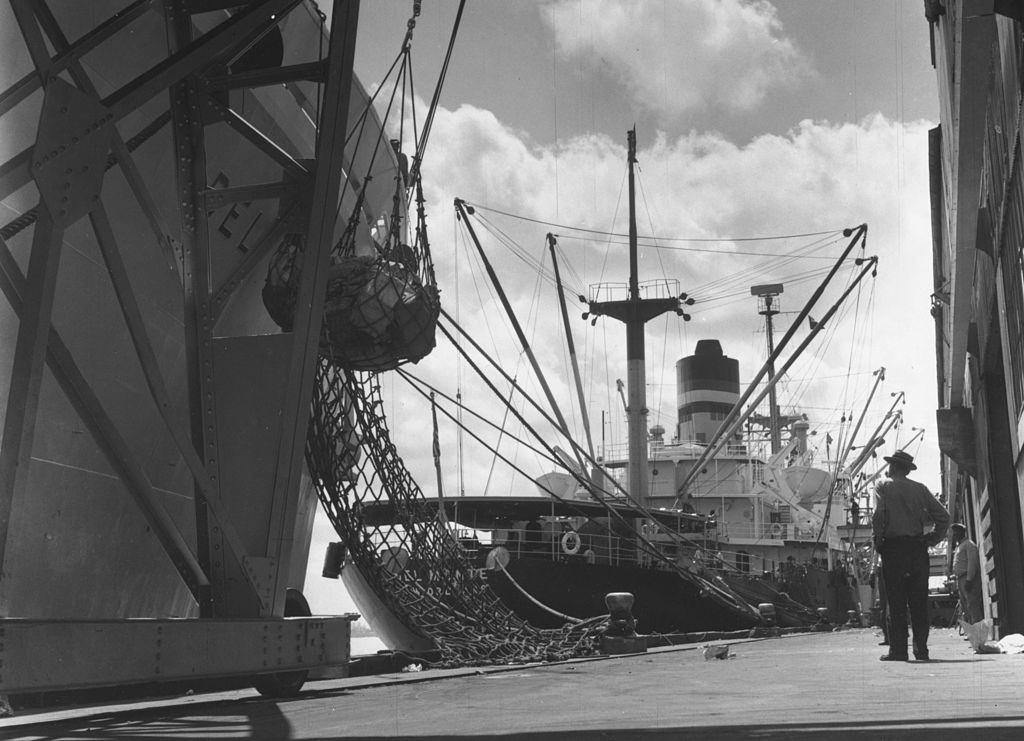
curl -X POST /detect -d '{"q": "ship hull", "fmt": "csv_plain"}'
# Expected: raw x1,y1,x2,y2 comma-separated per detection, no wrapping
341,560,434,653
487,557,759,634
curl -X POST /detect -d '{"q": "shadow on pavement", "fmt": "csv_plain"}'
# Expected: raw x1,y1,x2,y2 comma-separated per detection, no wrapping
5,696,302,741
335,717,1024,741
10,707,1024,740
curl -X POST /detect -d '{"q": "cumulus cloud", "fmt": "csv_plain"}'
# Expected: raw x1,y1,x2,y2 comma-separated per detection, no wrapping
540,0,812,119
396,99,936,494
305,100,939,612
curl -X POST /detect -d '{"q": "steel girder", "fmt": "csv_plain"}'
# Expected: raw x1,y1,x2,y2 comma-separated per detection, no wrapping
0,0,363,690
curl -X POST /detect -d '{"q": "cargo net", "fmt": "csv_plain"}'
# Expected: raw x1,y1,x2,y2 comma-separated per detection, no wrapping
306,359,608,665
263,178,440,372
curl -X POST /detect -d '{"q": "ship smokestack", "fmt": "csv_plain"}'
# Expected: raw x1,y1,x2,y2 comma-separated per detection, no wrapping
676,340,740,445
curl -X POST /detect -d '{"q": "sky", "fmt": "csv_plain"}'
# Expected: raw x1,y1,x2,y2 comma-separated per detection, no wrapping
303,0,943,618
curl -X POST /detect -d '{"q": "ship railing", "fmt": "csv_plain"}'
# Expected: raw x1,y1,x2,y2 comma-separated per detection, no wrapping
719,520,852,543
703,547,779,576
588,278,680,304
490,526,635,567
599,439,751,462
369,525,705,572
718,522,791,541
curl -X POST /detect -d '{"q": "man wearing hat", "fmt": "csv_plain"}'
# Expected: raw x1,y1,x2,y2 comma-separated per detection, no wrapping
871,450,950,661
951,523,983,624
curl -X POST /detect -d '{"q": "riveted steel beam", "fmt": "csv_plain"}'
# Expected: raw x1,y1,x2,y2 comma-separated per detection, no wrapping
201,180,297,209
204,60,326,91
0,0,302,202
215,104,311,177
0,615,357,694
31,2,180,278
88,206,258,600
9,0,54,81
165,0,315,618
166,0,224,618
0,211,63,589
0,0,156,118
264,0,360,618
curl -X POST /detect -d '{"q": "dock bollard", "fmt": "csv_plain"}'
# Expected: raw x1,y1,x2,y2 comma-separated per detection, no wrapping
600,592,647,655
811,607,832,632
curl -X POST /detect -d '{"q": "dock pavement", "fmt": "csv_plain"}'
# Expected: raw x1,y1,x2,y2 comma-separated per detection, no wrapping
3,626,1024,739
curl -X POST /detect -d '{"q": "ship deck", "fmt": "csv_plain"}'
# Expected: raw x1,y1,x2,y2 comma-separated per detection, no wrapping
5,627,1024,739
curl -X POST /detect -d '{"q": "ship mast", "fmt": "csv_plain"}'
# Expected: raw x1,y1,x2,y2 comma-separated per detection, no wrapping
585,129,687,504
752,283,783,453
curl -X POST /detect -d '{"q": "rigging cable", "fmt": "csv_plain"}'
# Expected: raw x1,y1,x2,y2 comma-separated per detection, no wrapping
435,309,763,602
465,201,842,243
409,0,465,183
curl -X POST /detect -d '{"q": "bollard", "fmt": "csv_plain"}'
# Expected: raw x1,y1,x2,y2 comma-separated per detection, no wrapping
757,602,777,626
811,606,832,632
600,592,647,654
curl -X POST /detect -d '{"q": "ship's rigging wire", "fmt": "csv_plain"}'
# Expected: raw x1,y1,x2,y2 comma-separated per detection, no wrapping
456,200,594,484
432,306,810,612
457,195,881,496
806,266,880,559
467,207,852,322
636,168,676,424
482,374,518,497
466,201,842,244
461,198,860,455
434,310,751,569
409,0,465,183
594,169,628,291
494,563,585,624
472,210,586,297
396,360,681,566
778,271,878,420
519,237,558,485
423,191,880,642
297,2,630,665
454,219,535,493
552,230,844,260
453,209,466,497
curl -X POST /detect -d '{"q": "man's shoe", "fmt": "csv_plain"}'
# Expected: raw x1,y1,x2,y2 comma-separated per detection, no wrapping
914,654,930,661
878,641,889,646
880,654,908,661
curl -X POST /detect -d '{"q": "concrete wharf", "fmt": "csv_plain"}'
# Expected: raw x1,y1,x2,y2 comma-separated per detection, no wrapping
4,627,1024,740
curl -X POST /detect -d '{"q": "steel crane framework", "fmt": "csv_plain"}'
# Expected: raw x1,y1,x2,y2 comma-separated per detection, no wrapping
0,0,364,696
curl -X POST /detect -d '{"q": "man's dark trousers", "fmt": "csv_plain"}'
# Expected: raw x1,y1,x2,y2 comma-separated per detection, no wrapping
881,537,930,658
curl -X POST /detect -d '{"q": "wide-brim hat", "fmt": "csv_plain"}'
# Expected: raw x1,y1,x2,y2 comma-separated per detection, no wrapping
883,450,917,470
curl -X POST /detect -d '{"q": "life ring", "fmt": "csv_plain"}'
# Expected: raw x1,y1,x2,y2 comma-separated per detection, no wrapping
770,523,784,537
560,530,581,556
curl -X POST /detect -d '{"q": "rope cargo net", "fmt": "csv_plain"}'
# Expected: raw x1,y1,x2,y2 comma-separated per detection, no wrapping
306,362,608,665
260,160,606,663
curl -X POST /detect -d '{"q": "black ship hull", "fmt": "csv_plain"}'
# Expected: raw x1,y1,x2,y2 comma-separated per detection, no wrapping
487,556,759,634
